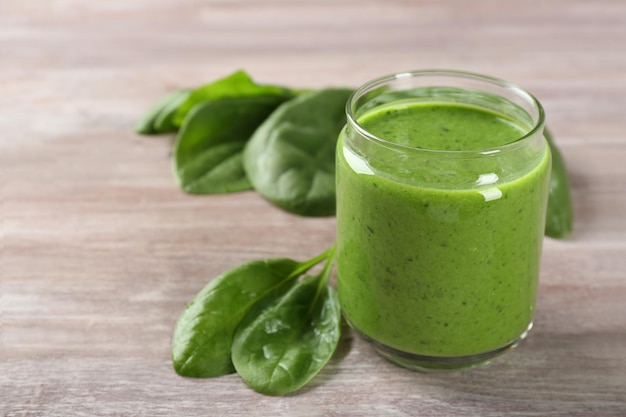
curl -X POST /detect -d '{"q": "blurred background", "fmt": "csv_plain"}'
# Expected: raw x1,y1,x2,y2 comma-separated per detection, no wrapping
3,0,623,145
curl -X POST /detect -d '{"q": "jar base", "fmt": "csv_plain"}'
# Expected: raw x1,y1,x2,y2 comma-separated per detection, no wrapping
350,320,533,373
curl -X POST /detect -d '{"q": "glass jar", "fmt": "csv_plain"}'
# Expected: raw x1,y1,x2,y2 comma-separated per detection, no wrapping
336,70,550,371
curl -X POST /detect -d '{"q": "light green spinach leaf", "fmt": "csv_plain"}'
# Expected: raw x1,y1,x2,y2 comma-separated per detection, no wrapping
232,252,340,396
174,70,293,126
152,90,192,133
243,88,352,216
134,89,190,134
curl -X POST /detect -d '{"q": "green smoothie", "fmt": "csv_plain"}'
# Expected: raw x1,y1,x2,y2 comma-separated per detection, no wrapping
336,101,550,360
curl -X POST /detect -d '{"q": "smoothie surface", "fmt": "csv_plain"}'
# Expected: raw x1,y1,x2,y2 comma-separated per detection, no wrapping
358,102,525,150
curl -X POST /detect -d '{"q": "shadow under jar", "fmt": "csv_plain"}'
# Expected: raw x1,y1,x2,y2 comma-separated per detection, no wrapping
336,70,551,372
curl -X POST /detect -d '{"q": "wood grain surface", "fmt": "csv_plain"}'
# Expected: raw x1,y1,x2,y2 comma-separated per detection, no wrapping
2,0,625,416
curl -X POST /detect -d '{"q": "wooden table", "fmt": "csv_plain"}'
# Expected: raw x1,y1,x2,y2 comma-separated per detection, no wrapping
2,1,625,415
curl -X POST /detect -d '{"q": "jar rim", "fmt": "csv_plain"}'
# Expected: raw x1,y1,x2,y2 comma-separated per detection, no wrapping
346,69,546,156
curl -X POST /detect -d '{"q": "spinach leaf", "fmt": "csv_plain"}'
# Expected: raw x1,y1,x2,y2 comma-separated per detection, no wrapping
243,88,352,216
134,89,190,134
174,70,293,126
545,129,573,238
171,251,331,378
152,90,191,133
232,252,341,396
174,95,289,194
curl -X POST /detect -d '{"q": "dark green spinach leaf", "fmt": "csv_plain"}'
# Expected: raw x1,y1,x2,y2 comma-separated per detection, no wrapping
545,129,573,238
174,95,289,194
232,252,340,396
134,89,190,134
243,88,352,216
171,251,332,378
174,70,293,126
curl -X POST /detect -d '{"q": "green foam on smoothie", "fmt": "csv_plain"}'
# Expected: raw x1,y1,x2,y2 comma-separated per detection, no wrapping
358,102,526,151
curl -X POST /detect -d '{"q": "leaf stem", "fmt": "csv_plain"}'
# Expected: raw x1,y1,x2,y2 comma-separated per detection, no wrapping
319,243,336,287
287,244,335,280
299,244,337,321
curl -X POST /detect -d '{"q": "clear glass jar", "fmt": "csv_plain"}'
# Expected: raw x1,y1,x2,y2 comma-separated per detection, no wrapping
336,70,550,371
